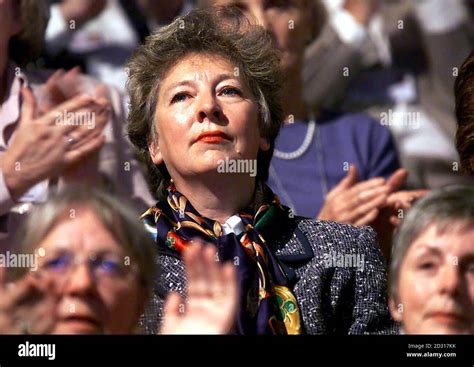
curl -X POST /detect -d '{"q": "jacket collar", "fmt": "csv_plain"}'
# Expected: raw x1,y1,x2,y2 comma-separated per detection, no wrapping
273,221,315,287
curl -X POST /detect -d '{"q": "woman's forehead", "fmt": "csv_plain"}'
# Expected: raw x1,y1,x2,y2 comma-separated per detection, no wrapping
37,209,123,253
162,53,238,81
407,223,474,258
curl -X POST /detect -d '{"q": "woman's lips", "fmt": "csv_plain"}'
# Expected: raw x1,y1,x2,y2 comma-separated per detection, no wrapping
195,131,231,144
58,315,102,333
427,311,467,325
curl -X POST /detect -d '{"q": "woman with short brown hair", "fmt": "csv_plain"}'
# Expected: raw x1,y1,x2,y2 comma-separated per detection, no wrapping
127,7,396,335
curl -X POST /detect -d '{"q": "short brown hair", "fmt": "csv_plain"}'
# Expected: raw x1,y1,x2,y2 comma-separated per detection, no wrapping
126,6,283,199
9,0,50,66
455,51,474,175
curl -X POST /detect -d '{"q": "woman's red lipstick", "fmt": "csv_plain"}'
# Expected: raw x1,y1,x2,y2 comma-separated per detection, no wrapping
196,131,231,143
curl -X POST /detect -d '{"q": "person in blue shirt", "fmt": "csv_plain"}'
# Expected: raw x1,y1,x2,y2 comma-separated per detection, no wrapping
270,110,400,218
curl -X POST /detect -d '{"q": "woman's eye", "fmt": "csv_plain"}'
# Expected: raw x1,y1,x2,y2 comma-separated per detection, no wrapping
44,256,70,271
95,259,122,275
220,87,242,97
171,93,190,104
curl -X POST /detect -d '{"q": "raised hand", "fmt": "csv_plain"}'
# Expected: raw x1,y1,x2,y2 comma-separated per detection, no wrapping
0,267,59,334
160,242,238,334
317,165,429,258
317,165,390,226
2,87,109,200
38,67,111,112
371,188,428,259
37,68,112,184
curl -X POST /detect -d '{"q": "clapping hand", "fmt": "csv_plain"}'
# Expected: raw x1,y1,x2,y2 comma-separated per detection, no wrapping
0,267,59,334
160,242,238,334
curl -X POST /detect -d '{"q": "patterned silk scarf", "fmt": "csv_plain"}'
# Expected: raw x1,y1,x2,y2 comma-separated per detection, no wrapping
141,184,302,334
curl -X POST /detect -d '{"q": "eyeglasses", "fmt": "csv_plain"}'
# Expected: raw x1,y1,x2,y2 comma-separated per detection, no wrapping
37,251,138,284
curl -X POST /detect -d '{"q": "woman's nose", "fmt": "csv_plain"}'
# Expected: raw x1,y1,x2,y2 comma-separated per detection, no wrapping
197,95,223,123
62,263,95,296
438,262,463,296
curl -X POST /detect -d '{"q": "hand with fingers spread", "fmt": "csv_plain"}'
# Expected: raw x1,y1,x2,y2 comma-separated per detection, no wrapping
371,188,429,259
368,167,428,258
317,165,390,226
318,165,428,258
37,68,112,184
160,242,238,334
38,67,111,112
1,87,109,200
0,268,59,334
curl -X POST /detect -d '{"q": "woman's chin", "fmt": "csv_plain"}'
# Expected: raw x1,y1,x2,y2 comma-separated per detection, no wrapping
410,321,474,335
192,153,242,173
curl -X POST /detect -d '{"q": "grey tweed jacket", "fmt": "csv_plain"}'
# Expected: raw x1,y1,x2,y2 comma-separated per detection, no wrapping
139,217,398,335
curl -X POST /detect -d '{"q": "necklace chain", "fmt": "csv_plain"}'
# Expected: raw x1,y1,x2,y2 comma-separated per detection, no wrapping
273,119,316,160
270,117,330,214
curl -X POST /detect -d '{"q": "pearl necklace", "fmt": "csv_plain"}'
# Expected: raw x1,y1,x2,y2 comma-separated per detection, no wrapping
273,119,316,160
270,117,330,214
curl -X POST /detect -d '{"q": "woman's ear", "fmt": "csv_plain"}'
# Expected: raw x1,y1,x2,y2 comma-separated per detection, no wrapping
389,297,403,323
148,141,163,165
259,137,270,152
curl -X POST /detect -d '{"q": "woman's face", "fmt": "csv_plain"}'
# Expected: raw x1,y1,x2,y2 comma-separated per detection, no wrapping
36,208,146,334
391,224,474,334
212,0,310,74
150,53,268,180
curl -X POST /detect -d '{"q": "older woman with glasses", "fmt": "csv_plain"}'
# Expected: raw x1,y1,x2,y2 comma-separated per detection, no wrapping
389,186,474,334
0,186,237,334
128,7,396,334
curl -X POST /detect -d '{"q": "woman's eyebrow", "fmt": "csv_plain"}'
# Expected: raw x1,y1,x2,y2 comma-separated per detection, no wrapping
38,243,71,254
411,244,443,257
215,73,242,83
164,80,197,94
163,74,242,95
